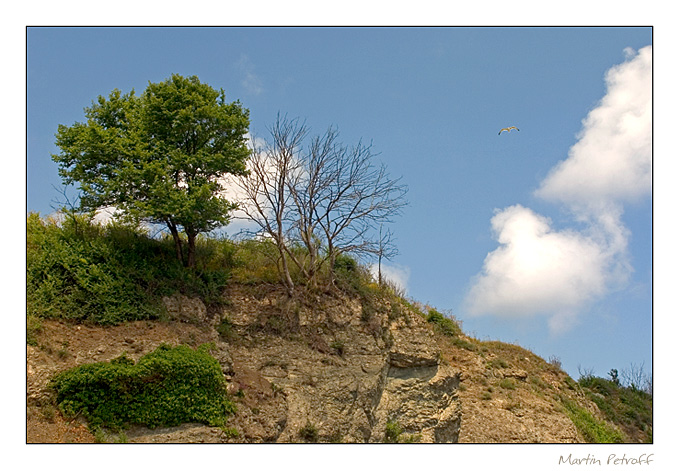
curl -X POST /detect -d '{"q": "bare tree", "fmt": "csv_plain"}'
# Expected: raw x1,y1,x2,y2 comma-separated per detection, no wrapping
376,224,399,286
292,125,408,288
233,114,307,295
620,362,651,392
234,114,407,293
577,364,595,380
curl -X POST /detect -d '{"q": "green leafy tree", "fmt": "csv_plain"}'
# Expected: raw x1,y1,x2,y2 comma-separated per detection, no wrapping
52,74,250,267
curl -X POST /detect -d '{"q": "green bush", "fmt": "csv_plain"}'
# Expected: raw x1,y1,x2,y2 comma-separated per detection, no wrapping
298,421,319,443
578,375,652,441
51,344,234,431
426,309,462,337
384,420,403,443
229,238,283,284
334,254,374,295
562,398,624,443
26,213,233,325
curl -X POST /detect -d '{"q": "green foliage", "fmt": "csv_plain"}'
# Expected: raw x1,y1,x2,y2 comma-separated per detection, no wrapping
229,238,288,284
298,421,319,443
216,317,234,340
51,344,234,431
51,74,251,267
384,420,403,443
26,314,43,346
451,337,478,352
426,308,462,337
382,420,420,443
562,398,625,443
578,375,652,441
333,253,392,325
220,426,240,439
333,253,372,295
27,213,163,324
27,213,232,325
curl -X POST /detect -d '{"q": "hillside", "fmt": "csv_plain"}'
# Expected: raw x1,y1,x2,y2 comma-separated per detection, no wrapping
26,215,651,443
27,285,651,444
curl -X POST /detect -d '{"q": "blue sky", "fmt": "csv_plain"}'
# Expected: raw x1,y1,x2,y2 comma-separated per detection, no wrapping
26,26,652,381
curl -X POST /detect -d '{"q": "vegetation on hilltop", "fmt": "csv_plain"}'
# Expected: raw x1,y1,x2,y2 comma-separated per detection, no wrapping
233,114,407,294
51,74,251,268
577,373,652,442
26,212,651,443
26,211,389,328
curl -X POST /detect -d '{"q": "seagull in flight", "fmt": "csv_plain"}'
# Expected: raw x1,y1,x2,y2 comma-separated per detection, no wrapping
498,126,520,135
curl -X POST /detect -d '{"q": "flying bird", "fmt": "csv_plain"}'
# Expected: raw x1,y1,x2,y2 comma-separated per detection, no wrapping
498,126,520,135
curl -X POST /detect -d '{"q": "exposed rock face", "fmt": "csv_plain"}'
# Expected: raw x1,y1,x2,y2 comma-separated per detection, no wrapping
162,293,214,325
222,286,461,443
27,287,461,443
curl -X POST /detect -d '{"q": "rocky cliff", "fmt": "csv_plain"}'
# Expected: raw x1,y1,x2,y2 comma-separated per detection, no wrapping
221,285,461,443
27,284,646,444
27,285,461,443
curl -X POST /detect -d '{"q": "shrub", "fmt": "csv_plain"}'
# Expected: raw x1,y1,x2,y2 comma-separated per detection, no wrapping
548,355,563,370
221,426,240,439
451,337,477,352
229,238,283,285
51,344,234,431
216,317,234,340
384,420,403,443
334,254,375,297
298,421,319,443
578,375,652,441
26,213,233,325
488,358,509,369
562,398,624,443
426,309,462,337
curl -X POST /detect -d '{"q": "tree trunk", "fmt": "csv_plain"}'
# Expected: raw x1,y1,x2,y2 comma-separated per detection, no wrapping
278,241,295,296
187,231,197,268
326,246,337,291
167,222,184,265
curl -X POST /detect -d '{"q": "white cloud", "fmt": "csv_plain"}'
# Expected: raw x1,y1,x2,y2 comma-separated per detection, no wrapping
535,45,652,210
218,134,281,235
464,205,623,331
464,46,651,333
91,206,122,225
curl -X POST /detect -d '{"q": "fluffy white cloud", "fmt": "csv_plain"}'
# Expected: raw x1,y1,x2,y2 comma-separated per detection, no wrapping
464,205,626,331
218,134,274,235
464,46,651,333
535,45,652,210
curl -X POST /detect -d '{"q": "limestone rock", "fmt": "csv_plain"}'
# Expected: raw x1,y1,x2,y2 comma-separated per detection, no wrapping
223,287,461,443
388,316,440,368
503,369,528,381
162,294,209,324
